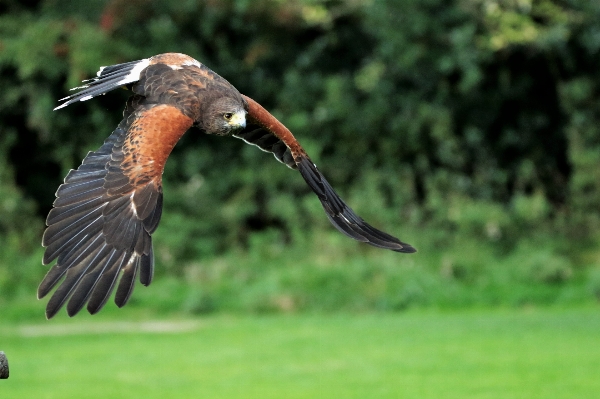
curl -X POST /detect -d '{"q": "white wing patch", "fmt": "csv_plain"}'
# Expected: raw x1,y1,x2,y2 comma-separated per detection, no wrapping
115,59,150,87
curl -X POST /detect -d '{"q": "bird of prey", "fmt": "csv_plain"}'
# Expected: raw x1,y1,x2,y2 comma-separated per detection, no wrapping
39,53,415,319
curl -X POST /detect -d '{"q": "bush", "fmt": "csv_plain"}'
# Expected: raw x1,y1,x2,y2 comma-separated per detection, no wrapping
1,0,600,312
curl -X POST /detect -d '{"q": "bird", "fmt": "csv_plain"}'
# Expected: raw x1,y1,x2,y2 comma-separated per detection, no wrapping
39,53,416,319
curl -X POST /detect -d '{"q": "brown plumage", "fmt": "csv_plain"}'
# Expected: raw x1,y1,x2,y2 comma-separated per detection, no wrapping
40,52,415,319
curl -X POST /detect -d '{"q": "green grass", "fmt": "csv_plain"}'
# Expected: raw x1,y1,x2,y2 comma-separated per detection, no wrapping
1,307,599,398
4,225,600,317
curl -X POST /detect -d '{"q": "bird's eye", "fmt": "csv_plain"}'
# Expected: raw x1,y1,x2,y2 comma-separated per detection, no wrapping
223,113,233,121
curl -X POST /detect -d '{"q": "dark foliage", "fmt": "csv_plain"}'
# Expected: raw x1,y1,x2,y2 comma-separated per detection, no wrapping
1,0,600,310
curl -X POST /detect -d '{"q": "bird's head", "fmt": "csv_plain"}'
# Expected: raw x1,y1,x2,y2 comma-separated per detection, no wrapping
200,96,247,136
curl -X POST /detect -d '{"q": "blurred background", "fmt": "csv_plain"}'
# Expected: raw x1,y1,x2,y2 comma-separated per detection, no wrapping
1,1,600,398
1,0,600,315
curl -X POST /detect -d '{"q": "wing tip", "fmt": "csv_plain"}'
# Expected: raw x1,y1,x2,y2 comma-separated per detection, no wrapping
53,103,69,111
393,243,417,253
44,303,61,320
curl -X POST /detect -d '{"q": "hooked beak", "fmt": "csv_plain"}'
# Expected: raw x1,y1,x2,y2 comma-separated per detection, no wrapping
229,111,246,129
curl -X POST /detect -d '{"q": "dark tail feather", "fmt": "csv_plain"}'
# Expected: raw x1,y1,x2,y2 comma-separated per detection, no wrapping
54,58,150,110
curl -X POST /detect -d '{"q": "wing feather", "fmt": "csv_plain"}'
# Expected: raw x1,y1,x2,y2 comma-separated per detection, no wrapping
239,95,416,253
114,256,140,308
43,219,103,265
45,245,114,319
139,248,154,286
39,99,191,318
86,251,128,315
234,123,296,169
66,248,119,316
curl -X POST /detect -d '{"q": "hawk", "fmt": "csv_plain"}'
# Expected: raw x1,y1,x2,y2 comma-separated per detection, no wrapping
40,53,416,319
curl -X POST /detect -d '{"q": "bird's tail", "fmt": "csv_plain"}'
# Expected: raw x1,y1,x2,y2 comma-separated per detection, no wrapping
54,58,150,110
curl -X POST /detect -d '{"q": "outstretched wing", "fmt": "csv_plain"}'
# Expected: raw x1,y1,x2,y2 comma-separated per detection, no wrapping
40,97,194,319
42,53,222,318
53,53,229,123
235,95,416,253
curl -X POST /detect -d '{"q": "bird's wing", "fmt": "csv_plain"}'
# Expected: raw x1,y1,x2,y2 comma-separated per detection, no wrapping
235,95,416,253
42,53,215,318
54,53,222,116
40,97,194,319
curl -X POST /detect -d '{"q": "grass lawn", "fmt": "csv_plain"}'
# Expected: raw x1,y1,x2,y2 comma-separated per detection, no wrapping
1,307,599,398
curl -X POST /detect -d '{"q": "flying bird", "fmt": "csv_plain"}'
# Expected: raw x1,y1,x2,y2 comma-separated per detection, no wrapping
39,53,416,319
